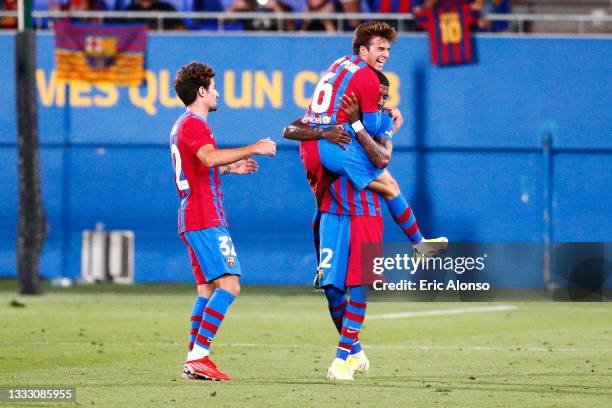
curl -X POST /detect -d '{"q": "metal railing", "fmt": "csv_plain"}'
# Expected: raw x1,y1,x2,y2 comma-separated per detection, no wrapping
0,10,609,34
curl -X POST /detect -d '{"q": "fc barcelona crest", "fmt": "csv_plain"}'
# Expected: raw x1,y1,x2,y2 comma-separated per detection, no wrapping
84,35,118,70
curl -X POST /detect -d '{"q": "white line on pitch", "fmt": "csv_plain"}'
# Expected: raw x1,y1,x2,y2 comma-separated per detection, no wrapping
1,340,608,353
366,304,517,320
224,343,608,353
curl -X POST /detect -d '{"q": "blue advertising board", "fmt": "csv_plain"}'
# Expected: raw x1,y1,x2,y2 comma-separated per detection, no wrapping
0,33,610,285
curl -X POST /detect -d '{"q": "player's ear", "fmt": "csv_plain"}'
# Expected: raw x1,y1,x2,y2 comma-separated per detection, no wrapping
359,45,368,56
198,86,206,97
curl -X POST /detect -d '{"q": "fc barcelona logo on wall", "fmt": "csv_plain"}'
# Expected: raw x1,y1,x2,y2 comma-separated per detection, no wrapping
54,20,147,85
84,36,118,70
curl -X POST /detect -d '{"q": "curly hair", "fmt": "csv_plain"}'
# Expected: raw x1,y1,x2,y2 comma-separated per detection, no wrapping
352,22,397,55
174,62,216,107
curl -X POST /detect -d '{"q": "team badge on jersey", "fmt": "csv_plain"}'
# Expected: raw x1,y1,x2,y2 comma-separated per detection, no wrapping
227,256,235,266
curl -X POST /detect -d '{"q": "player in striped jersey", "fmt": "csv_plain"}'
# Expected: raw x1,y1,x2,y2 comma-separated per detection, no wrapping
285,63,447,260
284,24,447,378
171,62,276,381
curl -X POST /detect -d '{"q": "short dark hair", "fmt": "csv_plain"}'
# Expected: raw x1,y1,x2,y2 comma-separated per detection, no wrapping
352,22,397,55
374,69,389,87
174,62,216,107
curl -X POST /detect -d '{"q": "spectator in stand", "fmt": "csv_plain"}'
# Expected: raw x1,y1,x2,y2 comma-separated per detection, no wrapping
480,0,512,32
226,0,295,31
124,0,185,30
189,0,224,30
50,0,108,24
0,0,17,29
365,0,422,31
300,0,336,32
337,0,360,31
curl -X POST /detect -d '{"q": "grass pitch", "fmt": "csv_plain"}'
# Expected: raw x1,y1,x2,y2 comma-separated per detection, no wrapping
1,281,611,407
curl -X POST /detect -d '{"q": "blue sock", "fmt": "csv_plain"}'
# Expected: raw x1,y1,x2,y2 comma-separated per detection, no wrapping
188,296,208,352
386,195,423,244
324,286,347,332
194,288,235,351
325,286,363,355
347,287,364,355
336,285,368,361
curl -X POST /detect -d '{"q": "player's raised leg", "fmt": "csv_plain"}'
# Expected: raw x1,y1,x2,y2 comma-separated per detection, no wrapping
368,171,448,256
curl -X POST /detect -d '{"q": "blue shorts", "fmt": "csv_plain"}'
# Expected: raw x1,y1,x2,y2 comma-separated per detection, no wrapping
181,226,242,285
318,212,383,292
318,139,384,191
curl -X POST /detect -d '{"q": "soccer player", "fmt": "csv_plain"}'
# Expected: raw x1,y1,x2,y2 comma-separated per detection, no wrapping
170,62,276,381
284,23,447,379
284,22,447,259
284,73,397,380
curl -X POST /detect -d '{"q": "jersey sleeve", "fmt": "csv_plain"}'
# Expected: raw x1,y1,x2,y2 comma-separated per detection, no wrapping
181,117,214,155
375,112,394,140
349,68,380,114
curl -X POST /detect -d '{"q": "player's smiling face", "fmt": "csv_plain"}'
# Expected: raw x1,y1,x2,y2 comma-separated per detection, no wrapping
360,37,391,71
203,78,220,111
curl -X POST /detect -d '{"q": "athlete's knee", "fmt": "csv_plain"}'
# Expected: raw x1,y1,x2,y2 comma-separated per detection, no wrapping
375,172,400,199
232,280,241,297
197,284,215,298
224,280,240,297
386,176,400,197
215,275,241,297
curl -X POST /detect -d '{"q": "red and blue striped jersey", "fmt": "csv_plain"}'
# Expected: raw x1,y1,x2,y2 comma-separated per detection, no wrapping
170,110,228,234
321,176,383,217
303,55,381,129
415,3,479,66
371,0,414,13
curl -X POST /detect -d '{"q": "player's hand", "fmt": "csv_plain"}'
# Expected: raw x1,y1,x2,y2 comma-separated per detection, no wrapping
320,126,351,150
384,107,404,134
339,93,361,124
231,159,259,175
252,138,276,156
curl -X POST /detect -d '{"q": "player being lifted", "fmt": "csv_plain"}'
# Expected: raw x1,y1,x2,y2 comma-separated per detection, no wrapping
284,22,447,259
283,22,447,380
170,62,276,381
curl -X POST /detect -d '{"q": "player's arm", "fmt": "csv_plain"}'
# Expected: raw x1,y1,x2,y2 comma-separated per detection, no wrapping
384,107,404,134
196,139,276,168
341,94,392,170
219,159,259,176
283,119,351,150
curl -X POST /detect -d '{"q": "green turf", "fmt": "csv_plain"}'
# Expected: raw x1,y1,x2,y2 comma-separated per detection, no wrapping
1,281,611,407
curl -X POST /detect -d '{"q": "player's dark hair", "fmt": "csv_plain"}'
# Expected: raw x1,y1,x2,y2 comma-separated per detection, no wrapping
174,62,216,107
374,69,389,87
352,22,397,55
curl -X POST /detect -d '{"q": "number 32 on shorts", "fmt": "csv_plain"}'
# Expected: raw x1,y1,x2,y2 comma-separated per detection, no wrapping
218,236,237,256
